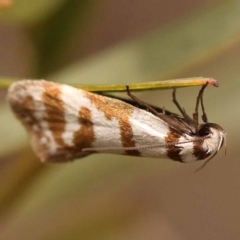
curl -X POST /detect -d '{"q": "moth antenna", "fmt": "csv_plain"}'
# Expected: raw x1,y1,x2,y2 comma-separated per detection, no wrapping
225,143,227,155
82,136,210,152
194,151,218,173
224,134,227,155
83,144,166,152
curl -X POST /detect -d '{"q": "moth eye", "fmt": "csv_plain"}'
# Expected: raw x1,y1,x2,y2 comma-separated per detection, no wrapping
198,125,211,136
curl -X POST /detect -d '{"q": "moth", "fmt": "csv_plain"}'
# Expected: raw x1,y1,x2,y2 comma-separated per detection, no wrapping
7,80,226,166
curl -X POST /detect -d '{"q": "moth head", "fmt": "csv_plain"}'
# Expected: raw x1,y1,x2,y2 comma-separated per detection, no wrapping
191,123,226,172
196,123,226,159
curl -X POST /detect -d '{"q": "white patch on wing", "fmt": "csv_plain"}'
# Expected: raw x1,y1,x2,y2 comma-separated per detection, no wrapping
60,85,124,153
61,85,82,146
178,135,194,162
29,83,58,155
130,109,170,158
8,80,59,156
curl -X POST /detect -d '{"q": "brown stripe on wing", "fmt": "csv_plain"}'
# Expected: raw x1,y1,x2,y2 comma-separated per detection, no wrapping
119,118,140,156
8,82,41,135
8,81,60,162
87,92,140,156
73,107,95,151
10,93,39,132
46,106,95,163
9,92,50,160
42,82,66,147
165,129,182,162
193,141,211,160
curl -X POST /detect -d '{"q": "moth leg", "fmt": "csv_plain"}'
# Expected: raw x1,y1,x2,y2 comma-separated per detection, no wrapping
126,85,160,116
172,88,200,134
200,91,208,123
172,89,191,121
193,83,208,123
172,89,185,116
162,106,165,114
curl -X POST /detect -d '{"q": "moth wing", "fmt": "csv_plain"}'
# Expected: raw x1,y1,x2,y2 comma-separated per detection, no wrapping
7,80,79,162
8,80,171,162
106,94,195,135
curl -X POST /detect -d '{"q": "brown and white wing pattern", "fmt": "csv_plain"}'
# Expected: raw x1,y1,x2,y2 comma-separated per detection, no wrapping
7,80,226,163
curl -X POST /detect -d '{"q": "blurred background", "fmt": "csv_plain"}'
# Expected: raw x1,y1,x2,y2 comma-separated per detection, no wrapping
0,0,239,239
